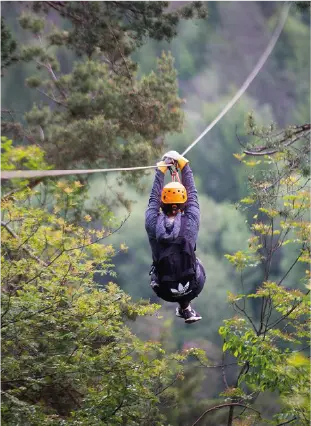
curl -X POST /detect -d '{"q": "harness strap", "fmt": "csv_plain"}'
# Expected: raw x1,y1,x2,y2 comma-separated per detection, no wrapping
179,214,186,238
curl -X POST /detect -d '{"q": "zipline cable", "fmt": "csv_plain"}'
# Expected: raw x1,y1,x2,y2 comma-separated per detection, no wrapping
181,2,291,156
1,165,159,179
1,3,290,181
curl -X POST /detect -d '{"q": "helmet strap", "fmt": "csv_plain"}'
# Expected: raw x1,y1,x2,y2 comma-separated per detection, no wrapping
171,204,179,215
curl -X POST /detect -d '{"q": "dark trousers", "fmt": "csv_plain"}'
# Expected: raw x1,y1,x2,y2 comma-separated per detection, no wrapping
150,258,206,304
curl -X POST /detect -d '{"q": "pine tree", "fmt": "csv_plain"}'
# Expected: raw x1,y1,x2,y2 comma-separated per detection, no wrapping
1,17,18,74
2,2,208,172
295,1,311,11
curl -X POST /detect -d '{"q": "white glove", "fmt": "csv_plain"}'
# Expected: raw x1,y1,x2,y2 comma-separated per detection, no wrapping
162,151,189,170
162,150,180,162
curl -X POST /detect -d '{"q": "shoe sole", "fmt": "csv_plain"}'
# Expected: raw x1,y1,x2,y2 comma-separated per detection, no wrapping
185,316,202,324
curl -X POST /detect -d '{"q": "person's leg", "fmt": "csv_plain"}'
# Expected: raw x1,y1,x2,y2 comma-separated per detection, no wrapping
176,297,202,323
175,298,190,318
176,261,206,323
177,303,202,323
179,300,190,310
196,258,206,287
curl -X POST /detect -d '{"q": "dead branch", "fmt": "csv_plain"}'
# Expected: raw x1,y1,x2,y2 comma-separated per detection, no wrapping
243,124,310,156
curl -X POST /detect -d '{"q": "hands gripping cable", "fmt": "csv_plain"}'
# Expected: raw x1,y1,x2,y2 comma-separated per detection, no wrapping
157,151,189,206
157,150,189,177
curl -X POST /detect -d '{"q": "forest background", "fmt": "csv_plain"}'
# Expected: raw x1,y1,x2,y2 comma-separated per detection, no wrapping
1,1,310,425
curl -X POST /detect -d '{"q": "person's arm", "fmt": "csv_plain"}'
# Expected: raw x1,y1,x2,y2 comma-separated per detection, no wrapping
160,150,200,227
145,168,165,237
182,164,200,226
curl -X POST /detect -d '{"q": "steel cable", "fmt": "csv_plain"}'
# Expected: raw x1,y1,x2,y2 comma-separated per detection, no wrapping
1,3,290,180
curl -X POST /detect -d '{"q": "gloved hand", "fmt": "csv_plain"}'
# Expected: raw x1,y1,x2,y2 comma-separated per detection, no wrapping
157,157,175,174
156,160,168,174
162,150,189,170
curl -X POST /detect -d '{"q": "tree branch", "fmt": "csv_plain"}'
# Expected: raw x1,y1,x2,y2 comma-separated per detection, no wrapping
243,125,310,156
2,178,44,201
191,403,261,426
276,417,297,426
266,290,310,332
1,220,50,268
35,87,66,107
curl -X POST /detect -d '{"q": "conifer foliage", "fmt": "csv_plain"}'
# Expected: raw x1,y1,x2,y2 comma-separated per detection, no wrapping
2,1,207,171
34,1,208,57
295,1,311,11
1,17,18,74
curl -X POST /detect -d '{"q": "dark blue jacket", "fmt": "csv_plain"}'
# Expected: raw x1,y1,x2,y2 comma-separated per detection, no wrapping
145,164,200,261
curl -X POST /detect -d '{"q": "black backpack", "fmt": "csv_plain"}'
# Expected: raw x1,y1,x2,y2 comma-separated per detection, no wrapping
153,216,197,299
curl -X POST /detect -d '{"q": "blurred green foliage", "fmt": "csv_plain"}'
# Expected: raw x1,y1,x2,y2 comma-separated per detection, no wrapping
1,139,191,425
1,1,310,424
219,115,310,425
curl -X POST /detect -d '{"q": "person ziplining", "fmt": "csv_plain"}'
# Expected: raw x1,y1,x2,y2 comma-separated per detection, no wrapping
145,151,206,324
0,5,290,323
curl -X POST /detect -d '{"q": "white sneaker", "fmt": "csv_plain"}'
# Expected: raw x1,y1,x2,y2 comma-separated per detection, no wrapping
177,306,202,323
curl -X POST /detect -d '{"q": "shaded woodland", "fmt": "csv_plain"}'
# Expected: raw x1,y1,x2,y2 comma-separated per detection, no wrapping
1,2,310,425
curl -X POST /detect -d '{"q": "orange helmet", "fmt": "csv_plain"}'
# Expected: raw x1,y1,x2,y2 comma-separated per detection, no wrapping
161,181,187,204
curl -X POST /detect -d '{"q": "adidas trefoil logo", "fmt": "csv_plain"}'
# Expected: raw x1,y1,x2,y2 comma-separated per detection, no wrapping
170,282,191,296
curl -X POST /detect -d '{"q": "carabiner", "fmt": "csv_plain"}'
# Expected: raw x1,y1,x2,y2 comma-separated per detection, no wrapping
169,165,181,183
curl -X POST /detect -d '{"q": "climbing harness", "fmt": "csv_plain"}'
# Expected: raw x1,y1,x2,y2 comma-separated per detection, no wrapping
1,3,291,181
